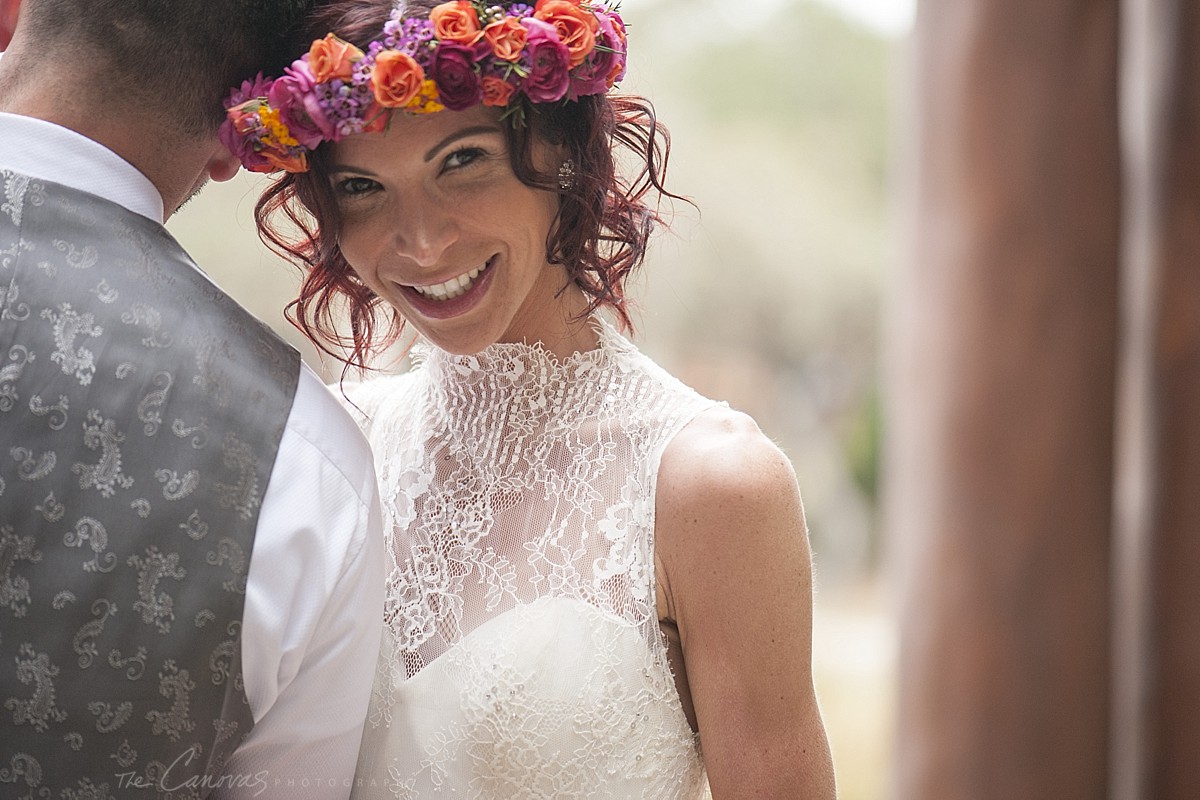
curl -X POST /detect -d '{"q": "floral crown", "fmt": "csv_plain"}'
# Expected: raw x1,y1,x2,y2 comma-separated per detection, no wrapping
220,0,627,174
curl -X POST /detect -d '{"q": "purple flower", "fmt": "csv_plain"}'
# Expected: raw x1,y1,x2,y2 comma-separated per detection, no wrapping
382,13,404,46
430,42,484,111
520,19,570,103
508,3,534,18
315,73,378,137
267,58,337,149
391,17,437,66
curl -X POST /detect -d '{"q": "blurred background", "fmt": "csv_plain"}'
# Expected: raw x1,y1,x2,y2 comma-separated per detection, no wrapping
167,1,910,797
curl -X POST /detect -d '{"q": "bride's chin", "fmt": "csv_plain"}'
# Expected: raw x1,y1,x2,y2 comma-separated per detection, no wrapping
406,316,505,357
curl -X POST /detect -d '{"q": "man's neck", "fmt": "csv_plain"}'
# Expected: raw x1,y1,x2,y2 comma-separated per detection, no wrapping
0,45,212,219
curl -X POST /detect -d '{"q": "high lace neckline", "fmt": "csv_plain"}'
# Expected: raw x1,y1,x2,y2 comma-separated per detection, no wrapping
414,315,634,386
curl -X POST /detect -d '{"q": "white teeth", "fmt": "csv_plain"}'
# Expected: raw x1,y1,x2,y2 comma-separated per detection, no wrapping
412,265,485,301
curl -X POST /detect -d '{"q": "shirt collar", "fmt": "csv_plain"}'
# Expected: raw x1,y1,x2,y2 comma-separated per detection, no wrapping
0,111,166,223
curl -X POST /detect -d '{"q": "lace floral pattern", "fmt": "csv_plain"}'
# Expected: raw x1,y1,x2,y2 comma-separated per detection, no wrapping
348,320,716,798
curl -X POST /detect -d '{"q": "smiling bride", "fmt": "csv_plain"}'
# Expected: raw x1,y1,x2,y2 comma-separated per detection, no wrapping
222,0,836,796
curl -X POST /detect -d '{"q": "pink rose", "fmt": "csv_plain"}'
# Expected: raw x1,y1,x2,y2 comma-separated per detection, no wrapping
520,18,570,103
567,10,623,99
224,73,272,108
267,58,336,149
430,42,483,111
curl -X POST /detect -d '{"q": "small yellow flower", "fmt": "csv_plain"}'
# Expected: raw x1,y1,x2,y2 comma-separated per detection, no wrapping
405,80,446,114
258,107,301,148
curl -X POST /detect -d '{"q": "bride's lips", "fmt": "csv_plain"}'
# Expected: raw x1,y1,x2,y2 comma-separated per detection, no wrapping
397,256,497,320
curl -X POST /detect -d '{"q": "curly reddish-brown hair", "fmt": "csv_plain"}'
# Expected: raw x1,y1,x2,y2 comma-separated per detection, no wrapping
255,0,681,368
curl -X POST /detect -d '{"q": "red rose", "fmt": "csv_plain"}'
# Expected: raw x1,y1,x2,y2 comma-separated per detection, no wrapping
430,42,483,111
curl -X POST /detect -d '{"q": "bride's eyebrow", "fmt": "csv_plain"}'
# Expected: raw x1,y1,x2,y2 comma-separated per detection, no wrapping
328,164,379,176
424,126,503,162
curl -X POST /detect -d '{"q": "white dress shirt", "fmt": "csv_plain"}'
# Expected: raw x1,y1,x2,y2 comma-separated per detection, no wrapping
0,110,385,798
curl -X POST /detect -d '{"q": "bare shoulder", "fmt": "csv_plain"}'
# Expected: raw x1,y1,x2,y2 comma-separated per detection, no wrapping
654,406,811,616
657,406,805,542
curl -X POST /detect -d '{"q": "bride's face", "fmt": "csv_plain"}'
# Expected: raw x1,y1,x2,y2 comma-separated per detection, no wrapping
328,105,575,355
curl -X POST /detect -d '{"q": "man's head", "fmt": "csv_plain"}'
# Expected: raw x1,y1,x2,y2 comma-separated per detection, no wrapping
0,0,314,215
11,0,311,136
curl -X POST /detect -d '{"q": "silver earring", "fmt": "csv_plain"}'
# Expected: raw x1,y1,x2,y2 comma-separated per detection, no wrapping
557,159,576,192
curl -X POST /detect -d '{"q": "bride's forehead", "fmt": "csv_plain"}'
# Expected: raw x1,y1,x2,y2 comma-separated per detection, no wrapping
337,106,504,156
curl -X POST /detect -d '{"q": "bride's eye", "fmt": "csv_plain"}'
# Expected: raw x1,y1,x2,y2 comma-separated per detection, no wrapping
334,176,381,197
442,147,486,172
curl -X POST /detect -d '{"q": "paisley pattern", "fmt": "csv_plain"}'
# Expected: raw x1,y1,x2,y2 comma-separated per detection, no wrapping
5,644,68,732
0,172,300,794
350,320,718,798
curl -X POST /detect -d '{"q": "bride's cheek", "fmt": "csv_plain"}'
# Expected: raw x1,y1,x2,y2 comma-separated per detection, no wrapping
336,220,376,271
356,271,387,301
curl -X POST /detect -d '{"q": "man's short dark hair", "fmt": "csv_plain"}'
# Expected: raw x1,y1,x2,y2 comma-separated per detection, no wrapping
21,0,313,136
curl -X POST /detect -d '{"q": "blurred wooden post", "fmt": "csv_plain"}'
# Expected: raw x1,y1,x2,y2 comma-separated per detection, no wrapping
886,0,1120,797
1134,1,1200,796
1111,1,1167,795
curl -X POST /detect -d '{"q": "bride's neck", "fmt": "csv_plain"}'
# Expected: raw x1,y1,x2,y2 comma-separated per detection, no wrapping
497,282,602,361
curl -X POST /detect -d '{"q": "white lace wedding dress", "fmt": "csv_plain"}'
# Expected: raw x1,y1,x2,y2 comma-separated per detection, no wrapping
344,318,718,799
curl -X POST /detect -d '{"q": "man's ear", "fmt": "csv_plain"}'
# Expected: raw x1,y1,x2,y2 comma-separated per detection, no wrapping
0,0,21,51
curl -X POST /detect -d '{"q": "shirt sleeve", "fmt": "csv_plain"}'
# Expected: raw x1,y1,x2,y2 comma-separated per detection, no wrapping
213,365,385,799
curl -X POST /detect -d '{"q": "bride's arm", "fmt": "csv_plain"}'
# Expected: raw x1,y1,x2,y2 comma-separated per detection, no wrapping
656,407,836,799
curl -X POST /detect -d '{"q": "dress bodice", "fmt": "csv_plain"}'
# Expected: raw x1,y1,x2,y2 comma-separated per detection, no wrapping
347,319,716,799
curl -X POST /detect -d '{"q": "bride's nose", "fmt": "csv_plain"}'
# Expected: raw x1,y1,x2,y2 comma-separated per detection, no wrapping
392,198,459,268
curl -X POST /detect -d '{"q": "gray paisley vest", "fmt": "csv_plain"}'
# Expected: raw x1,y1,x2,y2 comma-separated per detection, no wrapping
0,172,299,798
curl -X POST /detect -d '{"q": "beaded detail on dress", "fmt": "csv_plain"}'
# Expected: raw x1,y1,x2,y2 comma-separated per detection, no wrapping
347,319,716,799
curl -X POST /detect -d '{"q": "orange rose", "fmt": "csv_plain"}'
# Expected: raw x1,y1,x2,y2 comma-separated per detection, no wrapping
430,1,483,45
372,50,426,108
534,0,598,69
483,17,527,61
262,148,308,174
309,33,363,83
481,76,516,107
605,57,624,89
